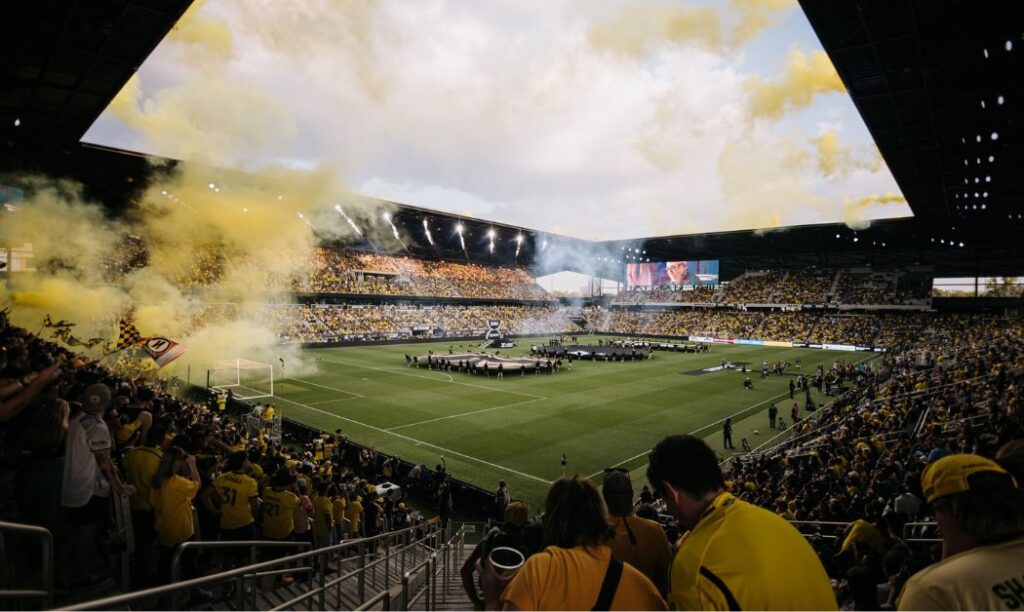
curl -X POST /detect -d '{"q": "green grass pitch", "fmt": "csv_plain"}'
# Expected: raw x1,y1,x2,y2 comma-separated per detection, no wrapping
270,336,875,509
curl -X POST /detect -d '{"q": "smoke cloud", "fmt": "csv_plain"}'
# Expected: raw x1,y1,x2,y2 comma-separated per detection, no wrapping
588,0,796,58
0,0,395,382
747,48,845,119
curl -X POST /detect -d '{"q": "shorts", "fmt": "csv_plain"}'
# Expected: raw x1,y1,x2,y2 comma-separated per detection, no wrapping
220,524,257,541
132,510,156,539
65,495,111,529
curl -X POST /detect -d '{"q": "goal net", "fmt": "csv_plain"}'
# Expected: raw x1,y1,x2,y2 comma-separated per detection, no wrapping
210,359,274,400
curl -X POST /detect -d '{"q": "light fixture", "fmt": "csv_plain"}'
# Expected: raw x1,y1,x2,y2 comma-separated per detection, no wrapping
997,95,1005,105
13,118,20,127
455,223,464,234
487,229,496,239
991,132,999,140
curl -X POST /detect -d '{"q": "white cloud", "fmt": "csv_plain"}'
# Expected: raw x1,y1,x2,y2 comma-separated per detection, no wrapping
83,0,911,241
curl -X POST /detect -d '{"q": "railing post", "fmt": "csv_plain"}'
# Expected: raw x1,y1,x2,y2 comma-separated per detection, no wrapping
358,543,367,603
318,550,327,611
401,572,411,611
235,573,245,610
430,555,437,610
40,527,53,610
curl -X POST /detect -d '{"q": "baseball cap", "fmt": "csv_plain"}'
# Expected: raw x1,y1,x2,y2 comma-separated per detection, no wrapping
602,471,634,516
921,454,1016,503
80,383,111,413
504,501,529,527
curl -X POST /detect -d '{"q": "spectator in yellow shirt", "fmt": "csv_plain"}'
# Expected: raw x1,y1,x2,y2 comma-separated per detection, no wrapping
602,470,672,595
647,434,837,610
150,447,201,587
346,492,364,538
312,481,335,548
262,471,301,540
122,426,166,585
501,475,666,611
332,490,349,541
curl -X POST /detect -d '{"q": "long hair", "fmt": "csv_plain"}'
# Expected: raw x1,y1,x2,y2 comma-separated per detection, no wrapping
152,446,187,491
543,475,611,549
22,398,69,453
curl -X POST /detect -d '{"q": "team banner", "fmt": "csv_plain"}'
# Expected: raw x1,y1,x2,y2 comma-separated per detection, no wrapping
140,337,186,368
626,260,719,289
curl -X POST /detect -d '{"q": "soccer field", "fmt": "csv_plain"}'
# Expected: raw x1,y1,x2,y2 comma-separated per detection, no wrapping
270,336,873,508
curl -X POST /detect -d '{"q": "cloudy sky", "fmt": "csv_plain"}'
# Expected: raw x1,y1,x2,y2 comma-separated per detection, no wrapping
83,0,912,242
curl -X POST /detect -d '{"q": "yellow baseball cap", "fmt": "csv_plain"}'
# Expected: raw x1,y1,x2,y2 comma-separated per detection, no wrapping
921,454,1014,503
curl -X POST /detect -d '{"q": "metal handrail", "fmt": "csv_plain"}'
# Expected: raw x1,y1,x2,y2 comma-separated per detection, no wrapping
0,520,53,609
356,589,392,611
68,521,438,610
171,539,313,610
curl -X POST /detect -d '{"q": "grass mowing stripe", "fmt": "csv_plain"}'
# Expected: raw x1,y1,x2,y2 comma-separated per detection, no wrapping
385,395,549,431
288,378,364,399
272,394,551,484
586,389,792,479
311,355,546,399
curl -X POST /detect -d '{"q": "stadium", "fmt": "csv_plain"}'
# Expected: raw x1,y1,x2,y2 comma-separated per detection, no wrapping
1,0,1023,610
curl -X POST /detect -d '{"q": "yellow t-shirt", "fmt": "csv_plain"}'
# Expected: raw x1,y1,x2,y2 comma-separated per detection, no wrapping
261,489,300,540
502,545,667,611
669,492,837,611
841,519,885,555
332,497,348,531
123,445,163,512
898,536,1024,611
345,499,363,534
606,515,671,592
151,476,199,547
312,495,334,539
116,419,143,445
214,472,259,530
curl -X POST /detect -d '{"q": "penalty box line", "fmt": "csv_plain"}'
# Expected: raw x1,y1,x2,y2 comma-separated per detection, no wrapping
286,377,364,400
272,394,550,484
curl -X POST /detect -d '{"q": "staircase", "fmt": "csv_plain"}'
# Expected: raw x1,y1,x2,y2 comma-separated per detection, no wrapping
829,270,843,301
68,523,479,611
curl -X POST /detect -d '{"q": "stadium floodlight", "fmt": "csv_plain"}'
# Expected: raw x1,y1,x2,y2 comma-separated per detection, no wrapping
487,228,496,239
456,223,464,234
515,234,523,243
382,211,391,222
13,118,20,127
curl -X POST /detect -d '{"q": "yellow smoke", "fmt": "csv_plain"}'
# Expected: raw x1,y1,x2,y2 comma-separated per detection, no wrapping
730,0,798,46
589,1,722,57
588,0,795,58
747,48,845,119
841,191,907,228
0,0,395,381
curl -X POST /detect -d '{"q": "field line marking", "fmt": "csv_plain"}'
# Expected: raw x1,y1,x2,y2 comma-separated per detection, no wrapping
587,351,879,479
272,395,550,484
585,389,792,480
307,397,363,406
286,377,364,399
385,396,548,431
313,355,546,400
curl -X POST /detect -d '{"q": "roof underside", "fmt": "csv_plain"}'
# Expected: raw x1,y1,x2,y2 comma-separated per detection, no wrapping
1,0,1022,281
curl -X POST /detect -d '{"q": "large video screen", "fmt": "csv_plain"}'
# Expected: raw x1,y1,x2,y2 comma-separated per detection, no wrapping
626,260,719,289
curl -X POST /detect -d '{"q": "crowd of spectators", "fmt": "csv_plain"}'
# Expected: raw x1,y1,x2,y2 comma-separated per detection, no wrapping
297,248,550,301
718,269,834,304
612,285,720,305
809,315,882,346
835,271,896,305
0,311,443,601
252,303,579,343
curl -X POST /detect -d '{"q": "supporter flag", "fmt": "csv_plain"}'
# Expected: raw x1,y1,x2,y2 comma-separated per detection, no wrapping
54,328,83,346
43,314,75,328
115,317,143,350
139,337,186,368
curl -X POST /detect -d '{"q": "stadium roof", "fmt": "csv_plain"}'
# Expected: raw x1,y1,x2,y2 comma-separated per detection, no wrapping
2,0,1023,281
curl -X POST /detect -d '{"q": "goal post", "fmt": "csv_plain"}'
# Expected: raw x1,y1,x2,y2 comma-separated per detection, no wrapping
210,358,274,400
